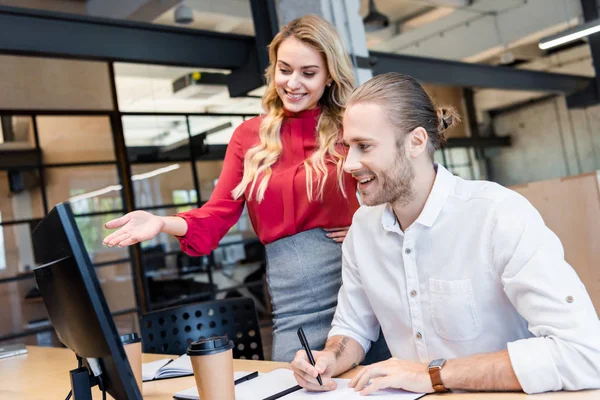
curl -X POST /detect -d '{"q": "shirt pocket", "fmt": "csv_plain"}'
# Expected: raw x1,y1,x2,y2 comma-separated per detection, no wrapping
429,278,480,341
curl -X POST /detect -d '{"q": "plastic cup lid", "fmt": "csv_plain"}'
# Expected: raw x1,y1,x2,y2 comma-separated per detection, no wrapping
187,336,234,356
120,332,142,345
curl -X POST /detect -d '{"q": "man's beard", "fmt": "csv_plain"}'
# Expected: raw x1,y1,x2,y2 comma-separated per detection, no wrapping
362,150,414,207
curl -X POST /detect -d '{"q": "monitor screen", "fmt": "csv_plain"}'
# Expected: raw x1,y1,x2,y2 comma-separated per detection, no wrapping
32,202,142,400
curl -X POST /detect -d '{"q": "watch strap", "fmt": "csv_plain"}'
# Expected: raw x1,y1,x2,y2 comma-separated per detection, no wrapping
429,366,448,392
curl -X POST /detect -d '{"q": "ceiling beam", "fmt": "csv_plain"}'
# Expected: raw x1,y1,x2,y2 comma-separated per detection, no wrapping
370,51,593,93
0,5,254,69
446,136,511,148
566,0,600,108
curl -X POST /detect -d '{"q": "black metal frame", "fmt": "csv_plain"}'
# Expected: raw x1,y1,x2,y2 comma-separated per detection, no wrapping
0,307,139,343
370,51,592,93
0,5,254,69
566,0,600,108
446,136,511,148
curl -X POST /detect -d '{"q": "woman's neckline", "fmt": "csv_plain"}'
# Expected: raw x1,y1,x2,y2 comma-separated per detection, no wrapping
282,107,321,119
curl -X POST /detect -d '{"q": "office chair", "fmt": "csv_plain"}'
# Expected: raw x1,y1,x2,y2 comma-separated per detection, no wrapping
141,297,264,360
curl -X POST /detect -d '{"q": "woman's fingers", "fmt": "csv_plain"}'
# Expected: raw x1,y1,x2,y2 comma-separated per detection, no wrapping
103,228,127,245
323,227,349,232
115,236,140,248
104,232,131,247
325,231,346,238
104,214,130,229
325,228,348,243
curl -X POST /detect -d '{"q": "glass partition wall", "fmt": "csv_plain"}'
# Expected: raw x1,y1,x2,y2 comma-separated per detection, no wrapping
0,55,265,346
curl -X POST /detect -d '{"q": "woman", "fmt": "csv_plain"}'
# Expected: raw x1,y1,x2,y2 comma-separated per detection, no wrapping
103,15,387,362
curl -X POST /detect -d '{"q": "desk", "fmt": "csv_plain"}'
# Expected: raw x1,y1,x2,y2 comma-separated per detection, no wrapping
0,346,598,399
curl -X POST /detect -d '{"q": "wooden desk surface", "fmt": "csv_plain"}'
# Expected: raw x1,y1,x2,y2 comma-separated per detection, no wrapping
0,346,597,399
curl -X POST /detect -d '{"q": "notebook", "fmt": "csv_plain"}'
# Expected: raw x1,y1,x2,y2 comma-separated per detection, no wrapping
0,343,28,360
142,354,194,382
173,368,426,400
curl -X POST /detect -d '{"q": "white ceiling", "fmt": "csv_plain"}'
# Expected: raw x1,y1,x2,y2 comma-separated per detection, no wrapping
114,62,261,146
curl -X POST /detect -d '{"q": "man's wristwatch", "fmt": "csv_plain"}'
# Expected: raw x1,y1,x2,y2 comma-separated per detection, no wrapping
428,358,449,393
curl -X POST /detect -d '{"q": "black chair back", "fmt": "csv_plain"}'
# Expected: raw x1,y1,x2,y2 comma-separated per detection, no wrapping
141,297,264,360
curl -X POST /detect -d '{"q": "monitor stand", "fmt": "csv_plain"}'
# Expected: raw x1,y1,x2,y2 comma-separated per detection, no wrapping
68,356,106,400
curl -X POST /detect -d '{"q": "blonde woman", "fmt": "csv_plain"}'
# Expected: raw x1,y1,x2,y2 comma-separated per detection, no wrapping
103,15,387,362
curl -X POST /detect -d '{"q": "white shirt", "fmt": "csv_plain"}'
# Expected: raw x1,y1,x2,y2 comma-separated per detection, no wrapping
329,164,600,394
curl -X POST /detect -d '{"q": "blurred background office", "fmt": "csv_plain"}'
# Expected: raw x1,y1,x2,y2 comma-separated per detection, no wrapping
1,0,599,360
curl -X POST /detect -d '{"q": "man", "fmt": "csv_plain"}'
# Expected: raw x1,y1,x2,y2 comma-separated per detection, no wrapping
290,73,600,395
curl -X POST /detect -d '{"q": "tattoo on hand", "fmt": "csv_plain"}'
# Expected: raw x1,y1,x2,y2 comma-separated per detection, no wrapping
334,337,350,360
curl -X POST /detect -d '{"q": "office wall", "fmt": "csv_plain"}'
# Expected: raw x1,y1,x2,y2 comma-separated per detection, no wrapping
511,172,600,314
37,116,116,163
489,96,600,187
0,55,113,110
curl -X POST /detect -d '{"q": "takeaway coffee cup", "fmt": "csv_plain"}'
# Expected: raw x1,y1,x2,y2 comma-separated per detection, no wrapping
120,332,143,392
187,336,235,400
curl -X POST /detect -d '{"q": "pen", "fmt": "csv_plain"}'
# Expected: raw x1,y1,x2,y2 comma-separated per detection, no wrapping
297,327,323,386
234,371,259,385
262,384,302,400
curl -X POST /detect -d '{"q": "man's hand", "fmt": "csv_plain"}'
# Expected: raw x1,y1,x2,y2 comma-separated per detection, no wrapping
348,358,433,395
290,349,338,391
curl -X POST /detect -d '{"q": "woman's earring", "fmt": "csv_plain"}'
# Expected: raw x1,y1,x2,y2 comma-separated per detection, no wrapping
327,82,332,87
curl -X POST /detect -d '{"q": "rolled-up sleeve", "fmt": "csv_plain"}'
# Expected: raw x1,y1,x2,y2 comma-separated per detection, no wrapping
328,225,380,356
176,125,245,256
491,193,600,394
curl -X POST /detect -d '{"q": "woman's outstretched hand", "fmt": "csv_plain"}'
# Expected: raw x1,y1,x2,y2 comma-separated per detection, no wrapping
102,211,164,247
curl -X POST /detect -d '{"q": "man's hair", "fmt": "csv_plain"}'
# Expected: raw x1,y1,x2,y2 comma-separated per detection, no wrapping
347,72,460,157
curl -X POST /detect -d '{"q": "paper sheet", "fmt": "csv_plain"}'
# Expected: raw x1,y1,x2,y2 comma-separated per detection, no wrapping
174,368,425,400
142,358,173,381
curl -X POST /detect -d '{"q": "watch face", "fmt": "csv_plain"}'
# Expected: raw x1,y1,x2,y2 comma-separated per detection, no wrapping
429,358,446,369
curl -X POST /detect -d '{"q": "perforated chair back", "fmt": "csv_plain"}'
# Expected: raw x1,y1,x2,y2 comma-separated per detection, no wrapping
141,297,264,360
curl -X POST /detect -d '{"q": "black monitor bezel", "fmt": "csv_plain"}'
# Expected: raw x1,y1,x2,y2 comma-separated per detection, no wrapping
33,202,142,400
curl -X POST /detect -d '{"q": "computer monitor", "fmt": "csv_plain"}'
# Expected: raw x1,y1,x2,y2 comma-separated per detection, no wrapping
32,202,142,400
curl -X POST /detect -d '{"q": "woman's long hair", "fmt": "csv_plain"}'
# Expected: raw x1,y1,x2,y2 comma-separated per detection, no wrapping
231,15,355,202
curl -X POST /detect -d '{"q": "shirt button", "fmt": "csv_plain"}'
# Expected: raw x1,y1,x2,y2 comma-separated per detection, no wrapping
410,290,417,297
416,332,422,339
405,248,411,254
566,296,574,303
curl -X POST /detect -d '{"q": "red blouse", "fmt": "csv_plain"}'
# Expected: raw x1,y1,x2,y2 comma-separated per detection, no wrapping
177,108,359,256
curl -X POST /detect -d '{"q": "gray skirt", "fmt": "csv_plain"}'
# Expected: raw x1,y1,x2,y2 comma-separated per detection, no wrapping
265,228,390,363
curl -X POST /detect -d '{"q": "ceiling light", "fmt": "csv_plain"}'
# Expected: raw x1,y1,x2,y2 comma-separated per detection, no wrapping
539,18,600,50
363,0,389,33
69,164,181,203
131,164,180,181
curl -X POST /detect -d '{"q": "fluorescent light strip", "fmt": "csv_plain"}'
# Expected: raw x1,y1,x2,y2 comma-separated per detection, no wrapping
131,163,180,181
69,163,180,203
539,19,600,50
69,185,123,203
